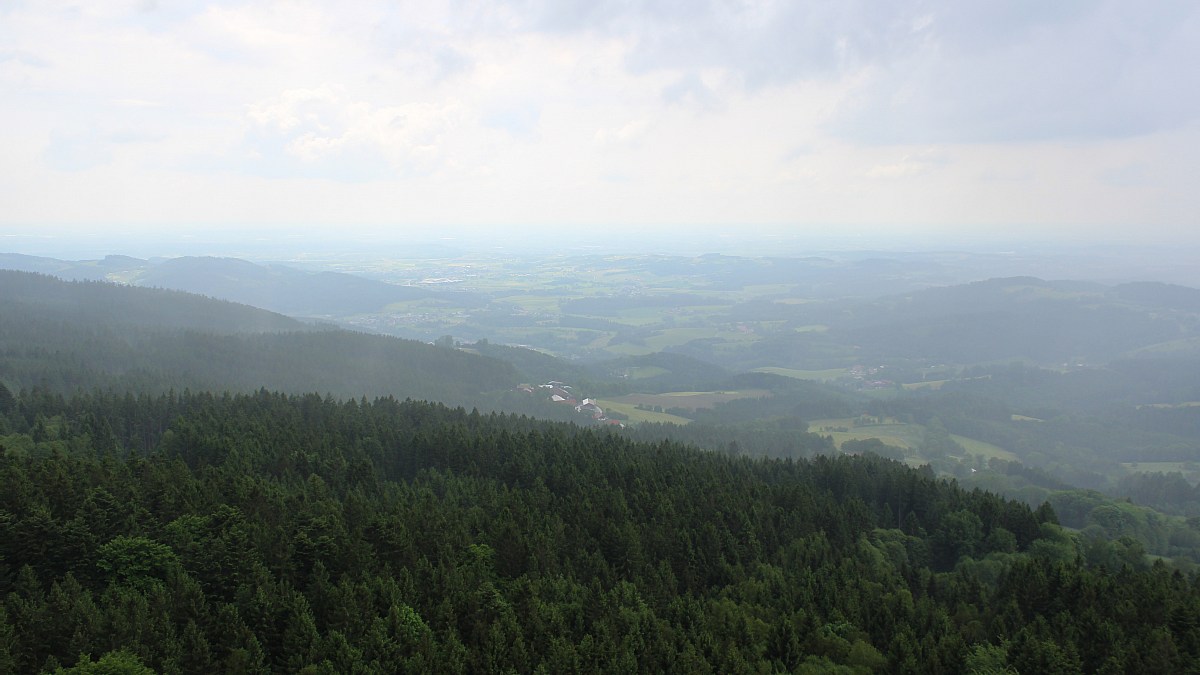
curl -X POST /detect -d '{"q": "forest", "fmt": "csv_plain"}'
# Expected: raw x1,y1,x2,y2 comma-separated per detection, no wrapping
0,271,517,407
2,386,1199,673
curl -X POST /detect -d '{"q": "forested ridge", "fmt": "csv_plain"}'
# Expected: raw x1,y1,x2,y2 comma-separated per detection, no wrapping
1,386,1198,673
0,270,517,404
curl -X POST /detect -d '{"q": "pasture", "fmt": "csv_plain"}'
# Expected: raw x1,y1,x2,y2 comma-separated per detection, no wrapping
753,367,848,381
594,399,692,425
610,389,772,411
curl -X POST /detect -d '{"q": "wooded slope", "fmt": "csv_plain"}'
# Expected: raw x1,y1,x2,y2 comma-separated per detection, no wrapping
0,389,1195,673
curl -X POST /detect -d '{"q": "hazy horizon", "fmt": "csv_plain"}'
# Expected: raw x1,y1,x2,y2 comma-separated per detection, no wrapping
5,227,1200,291
3,224,1199,257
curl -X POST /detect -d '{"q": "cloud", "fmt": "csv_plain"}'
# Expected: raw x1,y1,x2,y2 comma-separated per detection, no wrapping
506,1,913,85
430,44,473,79
43,132,113,172
662,72,718,109
864,149,948,179
239,86,463,181
498,1,1200,143
111,98,164,108
107,129,164,144
484,102,541,138
832,2,1200,143
594,118,649,146
1098,163,1153,188
2,0,1198,236
0,49,49,68
865,161,922,180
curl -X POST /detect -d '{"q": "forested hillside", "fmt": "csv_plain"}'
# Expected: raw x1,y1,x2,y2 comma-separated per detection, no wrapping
0,271,516,404
0,254,476,318
1,388,1197,673
134,257,467,317
0,269,303,334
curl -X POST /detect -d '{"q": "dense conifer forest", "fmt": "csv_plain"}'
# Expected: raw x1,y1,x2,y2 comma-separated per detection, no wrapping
2,386,1198,673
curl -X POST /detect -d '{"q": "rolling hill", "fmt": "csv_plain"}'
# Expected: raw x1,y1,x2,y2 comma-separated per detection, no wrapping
0,270,515,404
0,253,483,319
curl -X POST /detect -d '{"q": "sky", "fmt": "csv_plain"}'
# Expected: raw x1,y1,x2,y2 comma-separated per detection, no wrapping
1,0,1198,246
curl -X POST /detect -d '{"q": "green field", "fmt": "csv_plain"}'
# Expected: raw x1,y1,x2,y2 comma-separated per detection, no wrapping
950,434,1017,462
754,367,848,381
902,379,949,390
594,399,692,425
809,417,922,449
823,430,913,450
808,417,1017,462
1122,462,1200,481
610,389,772,411
585,332,615,349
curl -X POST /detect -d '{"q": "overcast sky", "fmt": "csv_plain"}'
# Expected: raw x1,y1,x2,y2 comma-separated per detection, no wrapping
1,0,1198,244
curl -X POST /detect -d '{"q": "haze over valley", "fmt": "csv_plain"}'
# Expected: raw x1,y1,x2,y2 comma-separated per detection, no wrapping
7,242,1200,518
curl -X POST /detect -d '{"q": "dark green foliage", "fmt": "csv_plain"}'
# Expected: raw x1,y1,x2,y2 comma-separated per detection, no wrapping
53,649,156,674
0,381,15,414
842,438,908,461
95,537,178,591
1,389,1198,673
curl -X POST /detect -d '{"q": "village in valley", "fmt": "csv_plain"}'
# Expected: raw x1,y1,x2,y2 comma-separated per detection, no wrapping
516,381,626,427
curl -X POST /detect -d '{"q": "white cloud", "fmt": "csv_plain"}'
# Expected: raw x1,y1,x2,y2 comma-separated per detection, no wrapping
238,86,465,180
0,0,1197,240
43,132,113,172
594,119,650,146
491,1,1200,143
864,150,947,179
831,2,1200,143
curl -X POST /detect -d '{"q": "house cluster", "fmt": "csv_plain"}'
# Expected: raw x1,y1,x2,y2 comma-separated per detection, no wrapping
848,364,893,390
574,398,606,421
515,381,625,427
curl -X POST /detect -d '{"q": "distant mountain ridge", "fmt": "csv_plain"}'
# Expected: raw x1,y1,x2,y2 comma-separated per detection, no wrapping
136,256,439,316
6,253,1200,371
0,268,303,333
0,252,469,318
